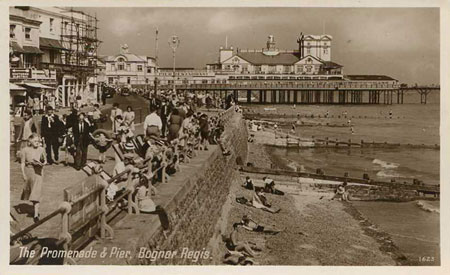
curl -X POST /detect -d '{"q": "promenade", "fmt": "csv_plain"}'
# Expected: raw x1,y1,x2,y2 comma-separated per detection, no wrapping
10,115,133,238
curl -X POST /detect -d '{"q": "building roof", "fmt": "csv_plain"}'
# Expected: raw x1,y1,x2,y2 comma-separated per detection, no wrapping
236,52,301,65
346,75,396,81
105,54,147,62
39,37,66,50
322,61,343,69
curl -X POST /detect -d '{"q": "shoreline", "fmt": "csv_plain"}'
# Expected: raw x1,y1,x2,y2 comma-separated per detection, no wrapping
247,142,418,265
215,140,411,265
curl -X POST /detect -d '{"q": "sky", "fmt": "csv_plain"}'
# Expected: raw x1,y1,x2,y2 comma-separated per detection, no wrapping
80,7,440,85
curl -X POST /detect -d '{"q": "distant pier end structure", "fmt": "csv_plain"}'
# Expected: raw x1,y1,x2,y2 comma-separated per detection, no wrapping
159,34,439,104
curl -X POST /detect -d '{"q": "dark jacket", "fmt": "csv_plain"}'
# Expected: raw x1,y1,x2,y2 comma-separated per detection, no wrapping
41,114,61,138
72,120,92,146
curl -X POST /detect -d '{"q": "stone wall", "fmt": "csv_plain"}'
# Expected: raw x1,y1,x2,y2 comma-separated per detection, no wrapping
131,110,248,265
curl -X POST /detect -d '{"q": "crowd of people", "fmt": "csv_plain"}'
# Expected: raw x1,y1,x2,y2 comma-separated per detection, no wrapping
14,88,239,223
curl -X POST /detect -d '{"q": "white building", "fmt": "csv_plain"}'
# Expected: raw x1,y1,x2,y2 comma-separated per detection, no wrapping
207,35,343,76
104,45,157,88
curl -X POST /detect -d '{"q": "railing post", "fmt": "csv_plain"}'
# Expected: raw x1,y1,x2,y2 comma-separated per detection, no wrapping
59,201,72,249
98,175,114,239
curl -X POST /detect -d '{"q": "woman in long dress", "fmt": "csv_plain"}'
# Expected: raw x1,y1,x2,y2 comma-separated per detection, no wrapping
123,105,135,132
20,133,46,222
167,108,183,141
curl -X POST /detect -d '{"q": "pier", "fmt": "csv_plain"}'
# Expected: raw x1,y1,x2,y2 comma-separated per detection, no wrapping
162,82,439,105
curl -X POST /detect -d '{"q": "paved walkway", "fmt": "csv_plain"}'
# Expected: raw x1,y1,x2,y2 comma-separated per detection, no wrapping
10,118,137,238
10,104,224,240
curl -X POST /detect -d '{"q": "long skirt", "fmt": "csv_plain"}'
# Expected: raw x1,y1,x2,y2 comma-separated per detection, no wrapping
21,166,43,203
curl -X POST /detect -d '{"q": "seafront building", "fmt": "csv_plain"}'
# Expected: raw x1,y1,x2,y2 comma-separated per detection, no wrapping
103,44,157,89
207,34,343,76
9,6,100,110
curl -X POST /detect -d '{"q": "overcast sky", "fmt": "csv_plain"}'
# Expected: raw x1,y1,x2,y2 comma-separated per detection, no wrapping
81,7,439,85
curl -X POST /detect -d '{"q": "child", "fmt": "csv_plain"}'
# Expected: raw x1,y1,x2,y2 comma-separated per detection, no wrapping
61,128,76,166
91,132,113,163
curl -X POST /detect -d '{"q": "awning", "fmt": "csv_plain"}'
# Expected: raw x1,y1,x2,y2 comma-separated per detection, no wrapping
22,83,55,89
10,83,27,96
39,37,67,50
22,46,43,54
10,83,27,91
10,41,25,53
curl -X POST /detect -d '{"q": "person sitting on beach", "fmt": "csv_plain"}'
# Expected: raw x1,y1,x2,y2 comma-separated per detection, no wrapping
331,181,349,201
242,176,254,190
263,177,285,195
252,190,280,213
223,222,261,262
240,215,281,235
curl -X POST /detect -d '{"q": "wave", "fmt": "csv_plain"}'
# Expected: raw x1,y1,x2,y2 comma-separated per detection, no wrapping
373,158,400,169
416,200,440,214
376,170,401,178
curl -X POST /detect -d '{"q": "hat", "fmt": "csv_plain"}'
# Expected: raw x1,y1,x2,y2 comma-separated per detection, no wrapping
124,142,135,151
88,111,93,116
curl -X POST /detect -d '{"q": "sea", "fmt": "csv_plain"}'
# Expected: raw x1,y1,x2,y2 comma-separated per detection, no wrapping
248,91,440,265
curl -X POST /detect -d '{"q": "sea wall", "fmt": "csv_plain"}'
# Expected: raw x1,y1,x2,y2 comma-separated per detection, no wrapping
130,110,248,265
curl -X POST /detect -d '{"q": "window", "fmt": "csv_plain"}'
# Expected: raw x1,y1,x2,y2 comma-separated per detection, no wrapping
109,77,114,84
306,48,311,55
10,25,15,38
25,27,31,40
127,77,131,84
50,50,56,63
49,18,54,32
269,65,276,73
127,64,131,71
118,64,124,70
145,78,149,83
324,48,328,54
306,66,312,73
137,65,143,72
147,68,152,73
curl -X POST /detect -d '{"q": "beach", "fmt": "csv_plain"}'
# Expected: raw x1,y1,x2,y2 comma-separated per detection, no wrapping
215,141,410,265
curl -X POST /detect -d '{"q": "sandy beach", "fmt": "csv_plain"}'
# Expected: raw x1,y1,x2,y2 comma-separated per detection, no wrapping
213,141,411,265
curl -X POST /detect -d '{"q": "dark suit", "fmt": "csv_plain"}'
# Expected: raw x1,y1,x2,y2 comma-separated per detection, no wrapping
149,97,160,112
41,114,62,163
72,120,92,169
160,104,170,138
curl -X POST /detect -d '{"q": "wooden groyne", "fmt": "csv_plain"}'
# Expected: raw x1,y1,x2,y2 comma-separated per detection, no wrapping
257,129,440,150
239,166,440,199
244,111,406,120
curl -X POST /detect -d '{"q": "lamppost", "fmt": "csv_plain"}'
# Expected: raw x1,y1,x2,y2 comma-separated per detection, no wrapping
168,35,180,95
